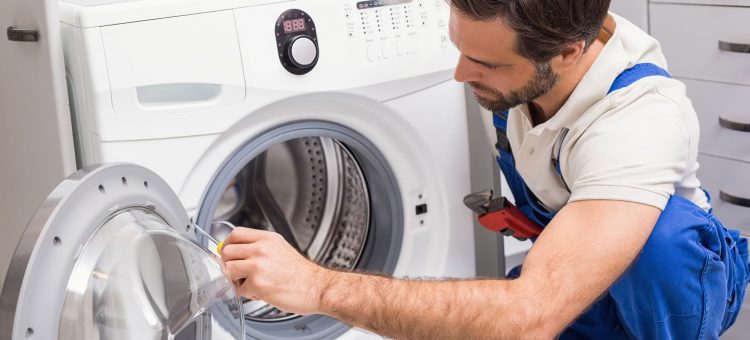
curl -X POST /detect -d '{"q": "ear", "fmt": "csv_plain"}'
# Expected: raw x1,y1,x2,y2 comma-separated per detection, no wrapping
549,40,587,72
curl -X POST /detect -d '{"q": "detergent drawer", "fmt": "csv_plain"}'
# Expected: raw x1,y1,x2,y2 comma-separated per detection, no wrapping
650,3,750,86
681,78,750,163
697,154,750,235
101,10,245,116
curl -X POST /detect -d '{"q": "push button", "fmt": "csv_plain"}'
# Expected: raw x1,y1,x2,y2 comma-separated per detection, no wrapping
410,37,418,54
381,41,393,59
366,43,379,62
396,39,408,56
439,33,449,48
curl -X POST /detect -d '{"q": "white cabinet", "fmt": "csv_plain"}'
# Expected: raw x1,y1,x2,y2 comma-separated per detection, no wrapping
609,0,649,31
681,79,750,163
697,154,750,234
651,4,750,86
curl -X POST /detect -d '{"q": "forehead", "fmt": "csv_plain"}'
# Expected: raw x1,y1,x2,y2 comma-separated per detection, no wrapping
448,9,518,60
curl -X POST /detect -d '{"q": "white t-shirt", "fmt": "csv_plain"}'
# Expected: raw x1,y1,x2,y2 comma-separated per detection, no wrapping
497,13,709,212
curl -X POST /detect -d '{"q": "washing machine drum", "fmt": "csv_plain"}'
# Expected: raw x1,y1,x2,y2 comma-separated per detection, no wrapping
207,137,371,321
0,164,245,340
188,123,403,340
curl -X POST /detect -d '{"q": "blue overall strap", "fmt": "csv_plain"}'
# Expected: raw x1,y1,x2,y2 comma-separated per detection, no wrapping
493,111,556,228
607,63,671,94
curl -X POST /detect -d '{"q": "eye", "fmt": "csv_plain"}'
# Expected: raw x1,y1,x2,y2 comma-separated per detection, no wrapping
475,60,502,70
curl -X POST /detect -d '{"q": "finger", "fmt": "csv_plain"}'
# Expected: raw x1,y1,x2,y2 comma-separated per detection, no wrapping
236,279,260,300
222,227,275,247
224,259,255,282
220,243,258,262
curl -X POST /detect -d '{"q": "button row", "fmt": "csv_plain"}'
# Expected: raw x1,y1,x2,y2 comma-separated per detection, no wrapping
366,37,418,62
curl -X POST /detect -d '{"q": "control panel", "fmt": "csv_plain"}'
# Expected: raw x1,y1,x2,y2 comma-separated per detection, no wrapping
235,0,456,87
343,0,451,63
275,9,319,75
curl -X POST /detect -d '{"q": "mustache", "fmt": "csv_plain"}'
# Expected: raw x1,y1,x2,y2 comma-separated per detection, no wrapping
467,81,497,94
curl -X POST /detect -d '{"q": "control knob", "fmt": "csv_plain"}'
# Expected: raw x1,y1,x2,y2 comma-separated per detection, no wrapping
286,35,318,68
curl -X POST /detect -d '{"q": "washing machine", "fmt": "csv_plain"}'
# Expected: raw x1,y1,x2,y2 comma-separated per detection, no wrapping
0,0,475,339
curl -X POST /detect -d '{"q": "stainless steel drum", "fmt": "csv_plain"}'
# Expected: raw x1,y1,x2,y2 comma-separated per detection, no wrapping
193,121,405,340
209,137,371,321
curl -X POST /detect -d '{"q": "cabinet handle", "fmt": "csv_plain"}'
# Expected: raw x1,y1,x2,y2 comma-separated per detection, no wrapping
720,191,750,208
719,117,750,132
7,27,39,42
719,40,750,54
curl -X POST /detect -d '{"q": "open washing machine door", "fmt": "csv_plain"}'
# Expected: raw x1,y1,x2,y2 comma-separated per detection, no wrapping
0,163,244,340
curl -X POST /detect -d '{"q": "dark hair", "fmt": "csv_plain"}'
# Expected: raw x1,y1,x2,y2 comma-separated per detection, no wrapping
447,0,612,63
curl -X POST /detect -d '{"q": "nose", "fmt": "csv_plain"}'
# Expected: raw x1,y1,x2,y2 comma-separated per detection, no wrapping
453,55,481,83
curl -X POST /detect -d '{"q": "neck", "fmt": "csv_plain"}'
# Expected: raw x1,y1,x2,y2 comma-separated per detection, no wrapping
529,39,605,126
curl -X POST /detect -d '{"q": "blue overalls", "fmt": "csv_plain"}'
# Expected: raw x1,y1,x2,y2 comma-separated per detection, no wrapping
493,63,750,339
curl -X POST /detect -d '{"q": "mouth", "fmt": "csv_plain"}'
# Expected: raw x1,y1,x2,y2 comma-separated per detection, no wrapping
470,87,492,98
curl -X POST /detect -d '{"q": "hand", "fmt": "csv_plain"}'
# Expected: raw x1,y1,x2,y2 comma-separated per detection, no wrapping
220,227,332,315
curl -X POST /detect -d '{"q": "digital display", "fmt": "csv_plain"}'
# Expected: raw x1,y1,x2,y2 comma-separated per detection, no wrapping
283,18,306,33
357,0,413,10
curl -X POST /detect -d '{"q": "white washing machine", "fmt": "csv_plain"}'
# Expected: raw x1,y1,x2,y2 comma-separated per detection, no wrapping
0,0,475,339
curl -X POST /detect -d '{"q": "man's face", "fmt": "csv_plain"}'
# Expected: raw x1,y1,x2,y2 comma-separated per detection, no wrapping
448,10,559,112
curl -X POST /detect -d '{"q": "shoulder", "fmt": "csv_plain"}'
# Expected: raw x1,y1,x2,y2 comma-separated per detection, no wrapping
562,77,699,209
574,76,693,142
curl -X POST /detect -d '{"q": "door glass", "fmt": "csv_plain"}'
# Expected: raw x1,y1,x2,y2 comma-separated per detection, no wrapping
58,207,244,339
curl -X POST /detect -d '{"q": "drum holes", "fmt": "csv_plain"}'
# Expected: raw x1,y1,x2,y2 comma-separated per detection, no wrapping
144,181,149,189
53,237,62,246
121,177,128,186
98,185,105,194
25,328,33,337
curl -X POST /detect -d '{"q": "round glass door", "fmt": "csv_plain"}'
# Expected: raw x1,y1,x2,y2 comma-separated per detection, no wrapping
0,163,245,340
59,208,244,339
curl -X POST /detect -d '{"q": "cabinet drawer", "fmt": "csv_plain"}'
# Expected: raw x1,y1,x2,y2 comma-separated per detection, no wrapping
681,78,750,162
650,4,750,86
697,154,750,234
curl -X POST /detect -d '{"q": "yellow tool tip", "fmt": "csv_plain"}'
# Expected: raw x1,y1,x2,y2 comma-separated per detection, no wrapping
216,241,224,255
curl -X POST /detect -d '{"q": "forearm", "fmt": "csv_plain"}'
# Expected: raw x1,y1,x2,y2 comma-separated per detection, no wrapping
318,271,551,340
221,202,658,339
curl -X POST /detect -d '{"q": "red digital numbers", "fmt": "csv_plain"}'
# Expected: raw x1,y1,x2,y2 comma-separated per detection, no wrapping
283,19,306,33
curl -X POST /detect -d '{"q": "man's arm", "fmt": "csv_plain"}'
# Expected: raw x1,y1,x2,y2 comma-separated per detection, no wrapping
221,199,660,339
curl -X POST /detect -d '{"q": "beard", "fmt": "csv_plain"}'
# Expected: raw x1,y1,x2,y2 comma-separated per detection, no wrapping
468,62,559,112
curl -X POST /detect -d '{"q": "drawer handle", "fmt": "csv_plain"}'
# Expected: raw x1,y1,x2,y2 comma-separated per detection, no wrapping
7,27,39,42
719,117,750,132
720,191,750,208
719,41,750,54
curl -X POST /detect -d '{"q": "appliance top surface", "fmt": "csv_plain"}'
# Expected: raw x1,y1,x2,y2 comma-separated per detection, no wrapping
60,0,138,6
59,0,277,7
58,0,289,27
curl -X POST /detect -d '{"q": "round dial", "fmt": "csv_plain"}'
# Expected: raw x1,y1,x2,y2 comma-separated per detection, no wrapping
287,36,318,67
